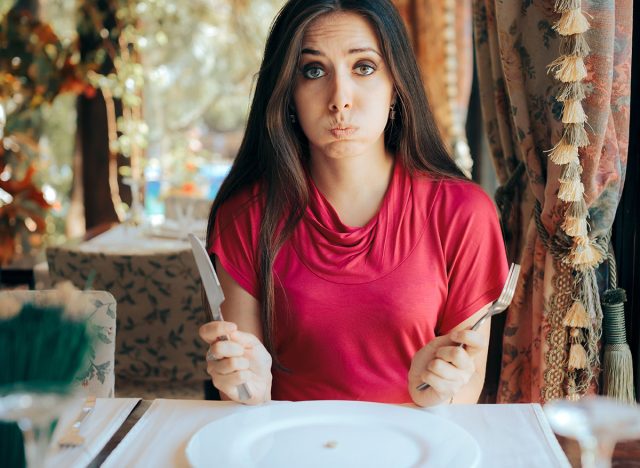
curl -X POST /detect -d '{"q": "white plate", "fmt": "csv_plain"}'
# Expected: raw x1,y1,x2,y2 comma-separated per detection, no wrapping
186,401,481,468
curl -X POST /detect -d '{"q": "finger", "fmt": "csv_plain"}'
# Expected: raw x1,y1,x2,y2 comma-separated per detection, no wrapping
199,321,238,343
419,371,457,401
450,329,486,354
422,358,464,384
229,330,263,348
211,370,252,394
208,356,250,375
435,346,475,372
209,340,245,359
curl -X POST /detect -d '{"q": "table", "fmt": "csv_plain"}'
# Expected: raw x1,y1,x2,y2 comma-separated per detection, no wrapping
86,400,640,468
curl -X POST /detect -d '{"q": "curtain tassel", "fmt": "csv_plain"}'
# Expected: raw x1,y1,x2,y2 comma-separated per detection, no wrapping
558,178,585,202
602,288,635,403
554,9,590,35
548,141,579,165
562,216,588,237
562,99,587,124
563,300,590,328
548,55,588,83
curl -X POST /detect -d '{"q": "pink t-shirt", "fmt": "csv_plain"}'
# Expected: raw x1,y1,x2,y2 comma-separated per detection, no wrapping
209,162,508,403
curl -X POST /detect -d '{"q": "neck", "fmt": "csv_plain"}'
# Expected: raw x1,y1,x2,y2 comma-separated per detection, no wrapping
309,151,395,227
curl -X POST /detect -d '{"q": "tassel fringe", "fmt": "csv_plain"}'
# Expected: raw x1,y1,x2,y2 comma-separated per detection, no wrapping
562,99,587,124
562,216,588,236
566,198,588,219
555,0,581,12
603,345,635,403
558,178,585,202
560,160,583,181
548,141,579,165
554,9,590,35
548,55,587,83
557,81,586,102
564,123,590,147
570,239,604,268
568,342,588,370
559,34,591,57
563,301,590,328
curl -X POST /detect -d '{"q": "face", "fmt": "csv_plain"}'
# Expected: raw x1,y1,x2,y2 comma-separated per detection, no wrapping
292,12,395,162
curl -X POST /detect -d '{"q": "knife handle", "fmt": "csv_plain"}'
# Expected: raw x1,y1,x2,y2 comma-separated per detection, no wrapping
216,335,253,401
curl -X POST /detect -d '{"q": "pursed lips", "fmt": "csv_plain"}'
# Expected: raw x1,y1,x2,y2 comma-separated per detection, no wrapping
329,126,357,138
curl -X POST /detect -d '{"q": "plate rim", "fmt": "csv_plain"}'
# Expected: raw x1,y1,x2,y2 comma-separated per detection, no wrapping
185,400,481,468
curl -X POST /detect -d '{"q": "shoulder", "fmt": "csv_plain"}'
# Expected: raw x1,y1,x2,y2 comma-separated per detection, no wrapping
211,181,265,244
411,174,497,220
216,182,265,225
436,178,497,216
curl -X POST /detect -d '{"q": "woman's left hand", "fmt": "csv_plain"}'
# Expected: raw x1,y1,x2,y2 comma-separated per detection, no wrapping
408,329,487,407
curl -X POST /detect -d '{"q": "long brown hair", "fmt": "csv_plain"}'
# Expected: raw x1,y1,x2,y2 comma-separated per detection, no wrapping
206,0,464,367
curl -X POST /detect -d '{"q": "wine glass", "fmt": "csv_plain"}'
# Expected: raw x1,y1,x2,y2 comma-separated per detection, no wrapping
544,395,640,468
0,384,76,468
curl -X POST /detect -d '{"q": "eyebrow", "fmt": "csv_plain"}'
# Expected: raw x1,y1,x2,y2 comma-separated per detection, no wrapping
300,47,382,57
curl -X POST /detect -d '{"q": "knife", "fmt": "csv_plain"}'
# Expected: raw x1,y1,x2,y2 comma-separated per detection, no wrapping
188,233,252,401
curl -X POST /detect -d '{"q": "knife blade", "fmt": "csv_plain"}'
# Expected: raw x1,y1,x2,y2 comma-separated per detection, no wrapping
188,233,252,401
189,233,225,321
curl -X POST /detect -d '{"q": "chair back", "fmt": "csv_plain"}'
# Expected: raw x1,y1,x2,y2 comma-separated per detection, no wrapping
46,245,209,398
0,289,117,398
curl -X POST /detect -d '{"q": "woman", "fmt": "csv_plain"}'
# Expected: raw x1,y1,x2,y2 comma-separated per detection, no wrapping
199,0,508,407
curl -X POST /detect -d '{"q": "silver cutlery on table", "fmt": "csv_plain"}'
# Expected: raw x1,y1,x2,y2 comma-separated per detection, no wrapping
188,233,252,402
57,395,96,448
416,263,521,392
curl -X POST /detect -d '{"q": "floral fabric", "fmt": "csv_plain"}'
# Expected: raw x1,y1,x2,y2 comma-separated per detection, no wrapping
46,246,210,399
473,0,632,402
3,289,117,398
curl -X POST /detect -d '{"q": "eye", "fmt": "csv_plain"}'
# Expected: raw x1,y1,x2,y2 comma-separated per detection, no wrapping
354,63,376,76
301,65,326,79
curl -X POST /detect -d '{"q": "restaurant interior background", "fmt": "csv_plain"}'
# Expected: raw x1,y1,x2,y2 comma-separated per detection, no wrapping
0,0,638,405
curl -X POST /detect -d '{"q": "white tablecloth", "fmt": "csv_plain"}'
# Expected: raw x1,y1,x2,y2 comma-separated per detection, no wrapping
46,397,140,468
79,224,190,254
102,400,571,468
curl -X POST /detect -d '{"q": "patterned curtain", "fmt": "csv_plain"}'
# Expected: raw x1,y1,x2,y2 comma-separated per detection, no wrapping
394,0,474,176
473,0,633,402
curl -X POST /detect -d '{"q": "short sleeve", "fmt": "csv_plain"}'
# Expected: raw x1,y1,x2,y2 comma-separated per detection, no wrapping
208,188,262,299
436,181,509,334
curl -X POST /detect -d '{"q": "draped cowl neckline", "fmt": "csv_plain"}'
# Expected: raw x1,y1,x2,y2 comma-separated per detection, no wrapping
291,162,437,284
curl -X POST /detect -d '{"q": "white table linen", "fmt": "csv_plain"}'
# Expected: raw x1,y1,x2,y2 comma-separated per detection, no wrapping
79,224,190,254
102,400,571,468
46,397,140,468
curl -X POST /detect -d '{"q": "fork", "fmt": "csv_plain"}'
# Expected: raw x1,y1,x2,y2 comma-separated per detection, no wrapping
57,395,96,448
416,263,521,392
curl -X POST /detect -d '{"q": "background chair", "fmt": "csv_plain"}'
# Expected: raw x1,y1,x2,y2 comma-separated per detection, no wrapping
46,245,210,399
1,289,117,398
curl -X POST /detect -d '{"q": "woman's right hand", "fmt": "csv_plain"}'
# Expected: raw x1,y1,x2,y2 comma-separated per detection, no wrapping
199,320,273,405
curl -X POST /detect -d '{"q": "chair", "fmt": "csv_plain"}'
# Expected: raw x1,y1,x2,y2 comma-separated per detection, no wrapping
46,245,210,399
0,289,117,398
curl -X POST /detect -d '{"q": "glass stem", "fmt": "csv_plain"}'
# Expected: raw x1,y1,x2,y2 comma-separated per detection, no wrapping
580,436,615,468
20,422,51,468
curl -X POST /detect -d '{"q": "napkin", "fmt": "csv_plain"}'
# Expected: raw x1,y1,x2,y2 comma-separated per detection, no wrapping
102,400,570,468
46,397,140,468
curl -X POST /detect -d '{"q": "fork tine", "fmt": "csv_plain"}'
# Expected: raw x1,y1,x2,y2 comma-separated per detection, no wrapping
495,263,516,305
498,264,520,307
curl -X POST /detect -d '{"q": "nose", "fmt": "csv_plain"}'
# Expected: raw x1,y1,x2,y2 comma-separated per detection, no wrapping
328,70,352,113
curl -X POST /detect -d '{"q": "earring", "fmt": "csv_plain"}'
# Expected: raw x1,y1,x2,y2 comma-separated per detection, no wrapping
289,113,297,124
389,104,396,121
